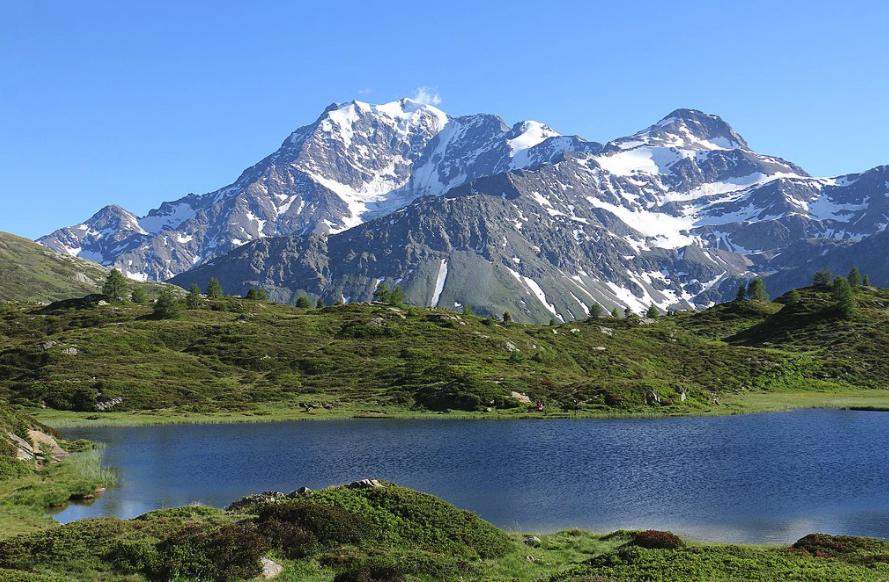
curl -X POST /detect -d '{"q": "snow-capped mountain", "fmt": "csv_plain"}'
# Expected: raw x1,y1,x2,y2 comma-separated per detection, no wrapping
40,98,597,280
42,101,889,321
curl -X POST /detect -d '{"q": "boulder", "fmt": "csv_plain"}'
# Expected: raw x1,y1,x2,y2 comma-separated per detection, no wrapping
27,430,69,462
510,391,532,405
260,557,283,579
226,491,287,512
523,535,542,547
348,479,383,489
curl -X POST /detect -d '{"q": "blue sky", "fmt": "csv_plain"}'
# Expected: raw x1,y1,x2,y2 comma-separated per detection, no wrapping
2,0,888,238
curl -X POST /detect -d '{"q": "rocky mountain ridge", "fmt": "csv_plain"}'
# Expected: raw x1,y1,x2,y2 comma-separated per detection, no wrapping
42,101,889,321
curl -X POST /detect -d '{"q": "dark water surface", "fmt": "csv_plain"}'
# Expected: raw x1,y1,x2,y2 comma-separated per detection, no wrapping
55,410,889,543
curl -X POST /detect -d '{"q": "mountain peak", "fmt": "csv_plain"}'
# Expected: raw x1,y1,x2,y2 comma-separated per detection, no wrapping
644,108,748,150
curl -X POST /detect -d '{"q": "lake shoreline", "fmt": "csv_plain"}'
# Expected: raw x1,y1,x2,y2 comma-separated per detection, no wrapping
32,388,889,428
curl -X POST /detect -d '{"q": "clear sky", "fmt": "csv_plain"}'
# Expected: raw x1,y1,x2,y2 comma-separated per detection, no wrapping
2,0,888,239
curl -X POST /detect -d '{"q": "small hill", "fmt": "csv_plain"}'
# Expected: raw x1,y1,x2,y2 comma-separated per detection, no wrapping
0,283,886,417
0,232,109,303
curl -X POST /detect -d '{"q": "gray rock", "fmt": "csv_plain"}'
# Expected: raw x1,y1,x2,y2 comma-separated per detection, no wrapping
348,479,383,489
523,535,542,547
226,491,287,512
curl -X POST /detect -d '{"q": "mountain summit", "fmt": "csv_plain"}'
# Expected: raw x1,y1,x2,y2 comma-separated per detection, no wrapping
41,98,595,281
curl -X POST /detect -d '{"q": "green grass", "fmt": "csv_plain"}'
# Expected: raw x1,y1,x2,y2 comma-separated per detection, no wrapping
0,483,888,581
2,284,887,428
0,447,116,540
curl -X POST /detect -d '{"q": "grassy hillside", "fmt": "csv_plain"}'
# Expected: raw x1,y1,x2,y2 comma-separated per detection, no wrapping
0,232,111,303
0,283,886,421
0,481,887,581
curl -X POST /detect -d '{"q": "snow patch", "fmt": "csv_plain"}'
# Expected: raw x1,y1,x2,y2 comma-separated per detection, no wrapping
430,259,448,307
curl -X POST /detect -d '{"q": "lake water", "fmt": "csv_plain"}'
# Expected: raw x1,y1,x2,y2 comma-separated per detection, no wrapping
55,410,889,543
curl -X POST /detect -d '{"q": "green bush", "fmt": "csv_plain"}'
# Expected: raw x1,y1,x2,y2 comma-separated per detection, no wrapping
259,518,320,559
149,522,268,581
0,457,32,480
631,530,684,549
258,501,370,546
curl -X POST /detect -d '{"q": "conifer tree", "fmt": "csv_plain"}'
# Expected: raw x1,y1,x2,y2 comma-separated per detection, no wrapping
786,289,802,305
747,277,769,301
588,304,604,319
295,294,311,308
736,282,747,302
813,270,833,288
131,287,148,305
206,278,224,299
388,286,405,306
102,269,128,302
316,298,325,309
373,283,390,303
833,277,855,319
502,311,512,325
610,307,620,318
646,304,660,318
848,267,861,288
863,274,871,287
153,288,182,319
186,283,202,309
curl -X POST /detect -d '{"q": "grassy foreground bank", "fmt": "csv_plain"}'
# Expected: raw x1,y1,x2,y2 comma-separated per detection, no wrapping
0,481,886,581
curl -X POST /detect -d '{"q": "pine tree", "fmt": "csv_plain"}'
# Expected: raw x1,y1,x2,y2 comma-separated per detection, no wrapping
152,288,182,319
832,277,856,319
813,270,833,288
624,307,634,318
848,267,862,288
102,269,128,302
206,278,224,299
388,286,405,306
736,282,747,302
747,277,769,301
863,274,871,287
610,307,620,318
245,287,268,301
462,304,473,316
373,283,390,303
786,289,802,305
502,311,512,325
131,287,148,305
588,304,604,319
186,284,203,309
316,298,325,309
646,304,660,318
295,294,311,308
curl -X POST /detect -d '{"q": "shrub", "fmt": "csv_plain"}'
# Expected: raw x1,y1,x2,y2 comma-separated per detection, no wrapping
257,501,370,546
0,456,32,480
150,522,268,581
792,533,889,561
631,530,684,549
259,519,320,559
413,378,515,412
